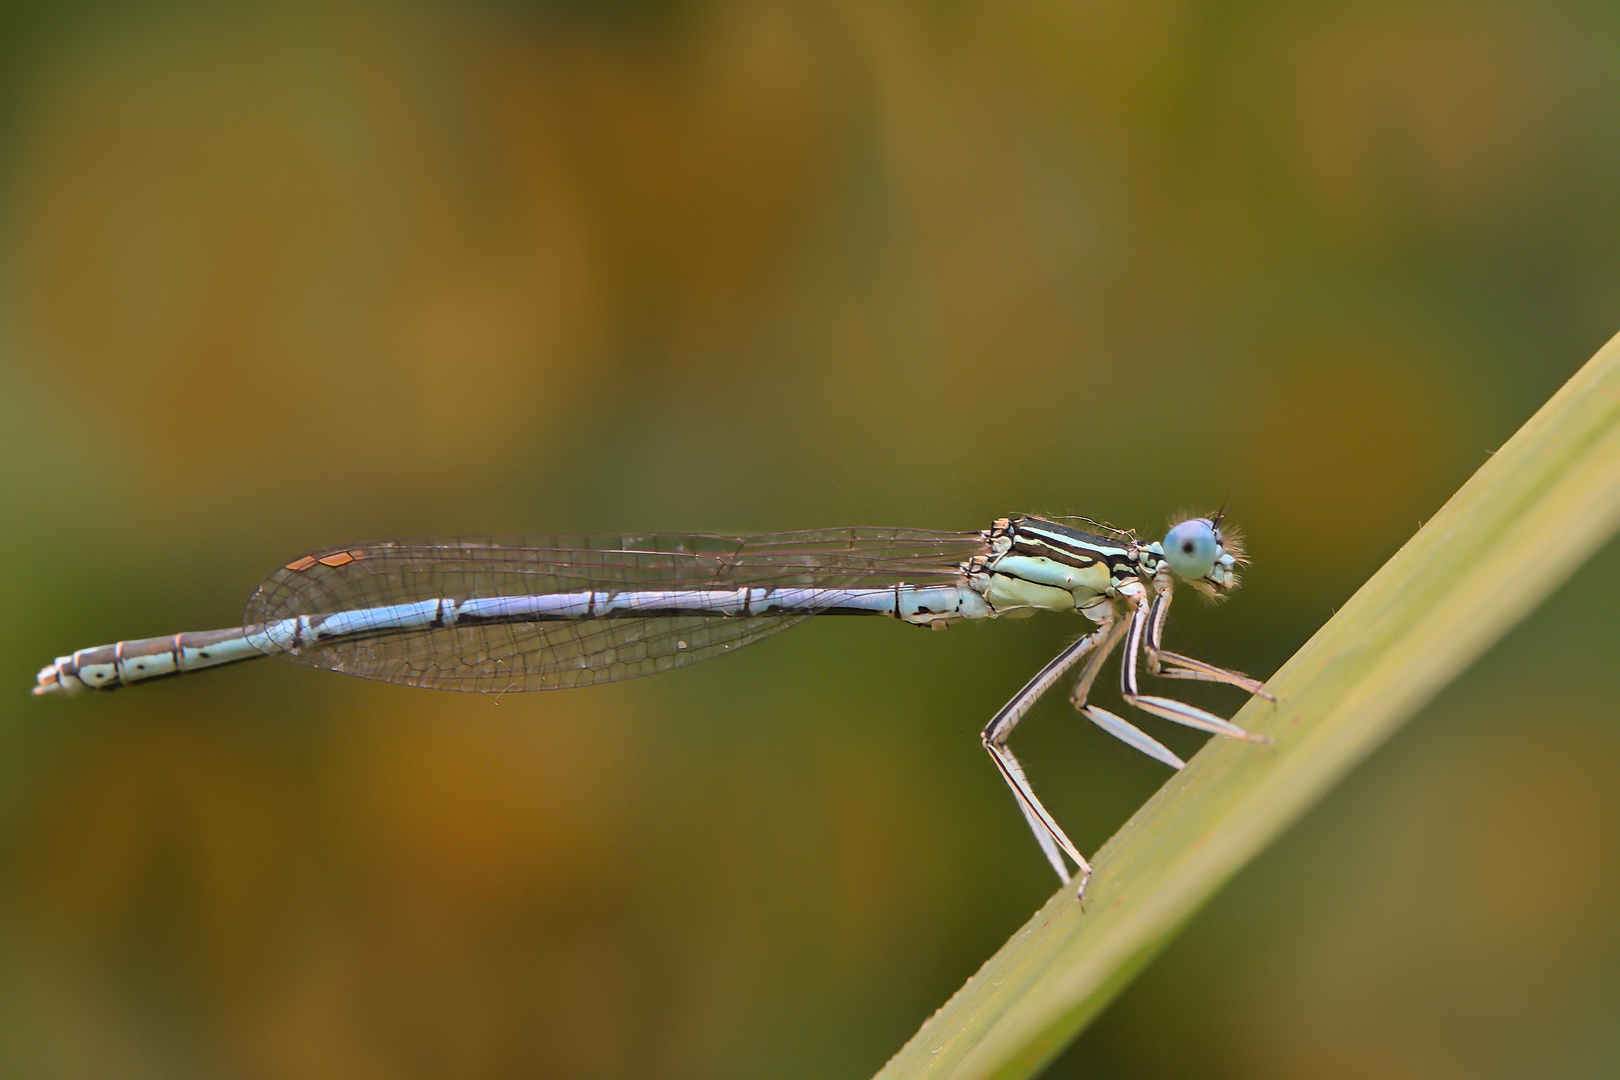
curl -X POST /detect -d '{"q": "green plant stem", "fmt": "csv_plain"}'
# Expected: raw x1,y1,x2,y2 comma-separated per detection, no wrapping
875,331,1620,1080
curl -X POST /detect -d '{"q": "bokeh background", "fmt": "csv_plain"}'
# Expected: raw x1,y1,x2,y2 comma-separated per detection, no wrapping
2,2,1618,1077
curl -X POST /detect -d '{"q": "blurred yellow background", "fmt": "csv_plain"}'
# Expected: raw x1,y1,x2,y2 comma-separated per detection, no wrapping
2,2,1618,1077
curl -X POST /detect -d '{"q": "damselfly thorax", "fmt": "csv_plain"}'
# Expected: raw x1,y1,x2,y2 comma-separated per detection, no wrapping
34,513,1271,897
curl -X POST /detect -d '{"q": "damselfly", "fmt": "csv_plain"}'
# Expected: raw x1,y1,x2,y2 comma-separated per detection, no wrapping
33,513,1271,895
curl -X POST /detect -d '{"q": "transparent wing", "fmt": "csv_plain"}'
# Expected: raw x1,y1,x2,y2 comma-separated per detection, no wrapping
243,528,985,692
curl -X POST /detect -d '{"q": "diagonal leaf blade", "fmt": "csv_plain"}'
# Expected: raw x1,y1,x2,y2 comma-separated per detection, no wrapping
877,331,1620,1080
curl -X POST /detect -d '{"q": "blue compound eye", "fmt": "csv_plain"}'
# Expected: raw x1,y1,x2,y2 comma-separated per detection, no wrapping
1164,519,1220,581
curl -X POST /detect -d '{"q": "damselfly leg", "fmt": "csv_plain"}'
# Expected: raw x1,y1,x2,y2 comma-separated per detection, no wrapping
994,577,1269,898
1064,612,1186,772
1149,650,1275,698
1142,577,1276,699
981,617,1121,888
1121,591,1268,743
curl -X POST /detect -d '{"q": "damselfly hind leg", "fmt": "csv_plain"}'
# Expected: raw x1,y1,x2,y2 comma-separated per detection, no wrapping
982,621,1121,896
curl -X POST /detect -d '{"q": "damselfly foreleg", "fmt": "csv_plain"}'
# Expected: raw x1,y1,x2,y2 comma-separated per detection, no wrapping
1150,649,1274,699
1121,598,1267,742
1143,583,1275,700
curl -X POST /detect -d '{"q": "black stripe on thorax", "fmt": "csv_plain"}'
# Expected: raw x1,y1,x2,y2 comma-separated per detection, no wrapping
1011,518,1139,573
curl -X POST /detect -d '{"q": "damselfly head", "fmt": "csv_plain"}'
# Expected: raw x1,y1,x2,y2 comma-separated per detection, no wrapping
1163,514,1245,597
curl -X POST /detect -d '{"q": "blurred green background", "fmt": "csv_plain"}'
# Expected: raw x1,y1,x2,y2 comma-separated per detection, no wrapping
2,1,1618,1077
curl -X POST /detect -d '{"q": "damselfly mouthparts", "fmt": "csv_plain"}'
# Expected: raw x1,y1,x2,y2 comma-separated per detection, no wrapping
34,513,1272,896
